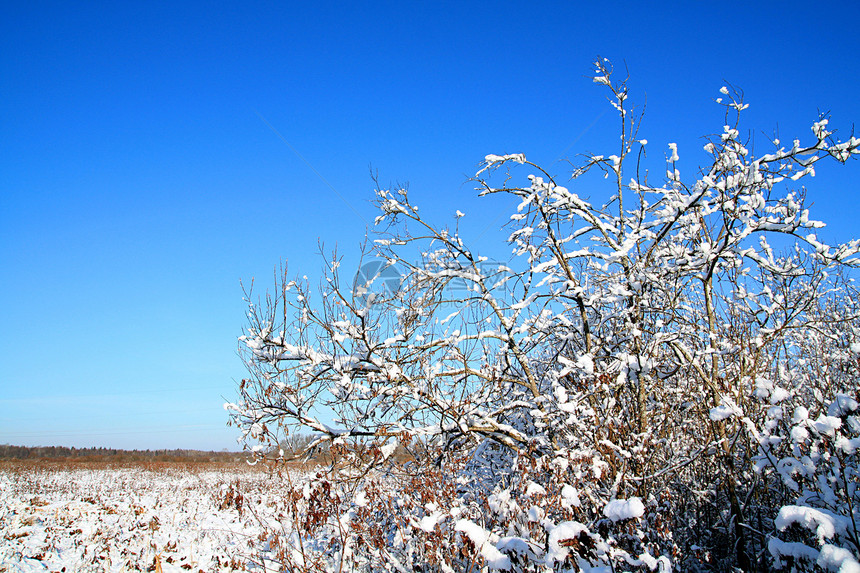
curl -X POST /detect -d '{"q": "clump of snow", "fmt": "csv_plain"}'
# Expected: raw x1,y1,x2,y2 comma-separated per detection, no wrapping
769,538,820,568
828,394,859,417
561,484,581,509
496,536,531,558
547,521,594,564
477,153,526,176
792,406,810,424
790,425,810,443
835,435,860,454
418,511,445,533
603,497,645,522
817,544,860,573
775,505,847,543
454,519,511,570
576,353,595,375
525,480,546,497
812,415,842,437
769,387,791,404
709,396,743,421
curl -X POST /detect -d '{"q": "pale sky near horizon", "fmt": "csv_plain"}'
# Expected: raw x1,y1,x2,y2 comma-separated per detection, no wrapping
2,2,859,451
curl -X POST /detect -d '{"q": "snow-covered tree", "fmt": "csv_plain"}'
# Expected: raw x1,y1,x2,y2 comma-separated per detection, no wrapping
228,60,860,572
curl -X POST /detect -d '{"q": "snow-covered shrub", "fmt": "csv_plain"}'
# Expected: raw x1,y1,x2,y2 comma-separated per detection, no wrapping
228,59,860,571
749,297,860,572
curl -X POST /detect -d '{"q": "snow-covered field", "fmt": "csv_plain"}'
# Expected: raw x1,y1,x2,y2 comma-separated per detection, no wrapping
0,463,297,572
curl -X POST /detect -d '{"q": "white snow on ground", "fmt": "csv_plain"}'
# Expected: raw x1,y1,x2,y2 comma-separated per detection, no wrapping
0,463,303,572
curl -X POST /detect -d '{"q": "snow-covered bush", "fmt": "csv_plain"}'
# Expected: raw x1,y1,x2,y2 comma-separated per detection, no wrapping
751,296,860,572
228,60,860,571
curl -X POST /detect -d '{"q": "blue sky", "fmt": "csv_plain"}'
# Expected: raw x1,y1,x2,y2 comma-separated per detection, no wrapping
2,2,859,451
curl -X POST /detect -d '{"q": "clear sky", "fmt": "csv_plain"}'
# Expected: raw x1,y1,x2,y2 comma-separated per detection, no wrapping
2,2,859,451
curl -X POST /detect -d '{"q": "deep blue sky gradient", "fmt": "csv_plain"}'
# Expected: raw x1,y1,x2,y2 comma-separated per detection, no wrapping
2,2,859,450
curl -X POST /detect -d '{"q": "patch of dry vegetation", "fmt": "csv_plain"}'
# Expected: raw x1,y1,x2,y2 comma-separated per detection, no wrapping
0,462,314,571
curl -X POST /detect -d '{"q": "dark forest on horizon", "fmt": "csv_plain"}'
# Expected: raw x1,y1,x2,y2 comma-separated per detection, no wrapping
0,444,245,463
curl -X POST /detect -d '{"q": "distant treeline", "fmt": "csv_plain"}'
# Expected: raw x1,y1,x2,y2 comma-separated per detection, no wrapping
0,444,245,463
